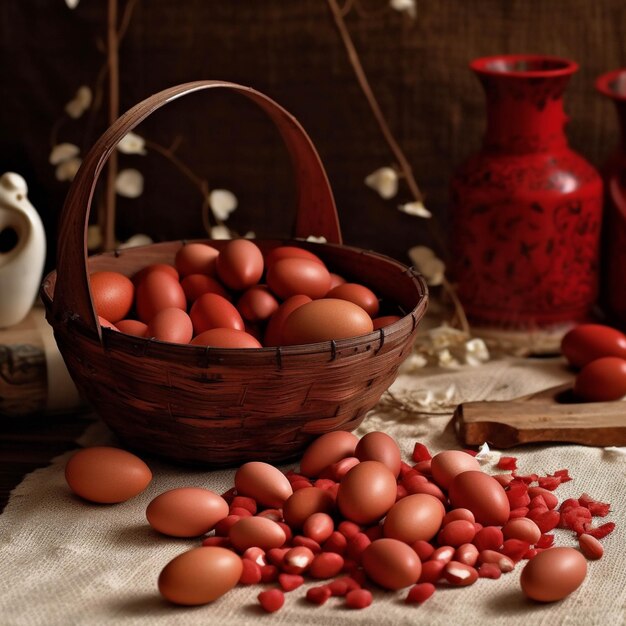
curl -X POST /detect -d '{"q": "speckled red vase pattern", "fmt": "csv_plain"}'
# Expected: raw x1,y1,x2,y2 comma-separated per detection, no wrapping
451,55,603,326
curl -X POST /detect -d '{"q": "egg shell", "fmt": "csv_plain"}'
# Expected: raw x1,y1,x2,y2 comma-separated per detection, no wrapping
135,270,186,323
573,356,626,401
216,239,264,290
115,319,148,337
431,450,481,490
561,323,626,368
326,283,380,317
355,431,402,477
146,487,229,537
263,294,312,347
229,516,287,552
237,285,280,322
372,315,402,331
520,547,587,602
299,430,360,478
181,274,229,304
448,471,510,526
146,307,193,344
158,547,242,605
337,461,397,525
282,487,336,528
132,263,179,285
89,271,134,323
190,328,262,348
502,518,542,545
264,246,325,269
383,493,445,543
175,243,219,277
235,462,293,508
361,538,422,590
64,446,151,503
266,258,331,300
189,293,245,334
281,298,374,345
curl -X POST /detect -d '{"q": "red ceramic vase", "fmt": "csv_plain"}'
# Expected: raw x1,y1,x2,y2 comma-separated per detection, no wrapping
450,55,603,327
595,69,626,329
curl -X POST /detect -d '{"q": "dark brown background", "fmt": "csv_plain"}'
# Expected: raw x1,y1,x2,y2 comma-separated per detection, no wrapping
1,0,625,272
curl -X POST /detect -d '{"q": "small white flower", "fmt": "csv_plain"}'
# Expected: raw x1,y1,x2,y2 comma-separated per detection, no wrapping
243,231,256,239
398,201,431,218
475,441,500,465
465,338,490,366
115,169,144,198
65,0,80,8
64,86,92,119
210,225,231,240
306,235,327,244
365,167,398,199
87,225,103,251
119,233,153,249
413,389,435,408
209,189,237,221
408,245,446,286
49,143,80,166
604,447,626,460
55,157,82,181
117,132,147,155
390,0,416,19
401,352,428,372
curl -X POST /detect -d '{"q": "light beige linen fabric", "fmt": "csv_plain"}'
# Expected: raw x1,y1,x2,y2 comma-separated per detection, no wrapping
0,357,624,626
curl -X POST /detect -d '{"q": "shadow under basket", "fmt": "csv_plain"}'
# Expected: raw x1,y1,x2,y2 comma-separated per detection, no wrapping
40,81,429,467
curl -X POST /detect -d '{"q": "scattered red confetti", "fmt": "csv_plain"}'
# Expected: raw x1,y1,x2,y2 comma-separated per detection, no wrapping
535,534,555,549
582,522,616,540
497,456,518,471
412,442,432,462
405,582,436,604
537,476,562,491
258,589,285,613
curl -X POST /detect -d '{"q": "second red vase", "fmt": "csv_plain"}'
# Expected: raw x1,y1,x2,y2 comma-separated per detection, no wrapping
450,55,603,327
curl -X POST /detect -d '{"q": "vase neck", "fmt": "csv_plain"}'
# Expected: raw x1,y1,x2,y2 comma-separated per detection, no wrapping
478,74,571,154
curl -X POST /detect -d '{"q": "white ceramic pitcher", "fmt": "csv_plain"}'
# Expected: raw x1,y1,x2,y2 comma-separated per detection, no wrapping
0,172,46,328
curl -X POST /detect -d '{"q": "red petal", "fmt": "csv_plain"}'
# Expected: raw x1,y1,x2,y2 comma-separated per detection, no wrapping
497,456,518,471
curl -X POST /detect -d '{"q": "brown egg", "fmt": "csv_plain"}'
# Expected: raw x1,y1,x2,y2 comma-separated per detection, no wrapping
146,487,229,537
266,258,331,300
337,461,397,525
158,547,242,605
299,430,360,478
282,487,336,528
574,356,626,401
135,270,186,323
520,547,587,602
146,307,193,344
132,263,179,285
190,328,262,348
189,293,245,335
383,494,445,543
234,462,293,507
362,538,422,590
502,518,542,545
116,319,148,337
65,446,152,504
237,285,280,322
355,431,402,477
328,273,346,290
263,294,312,346
281,298,374,345
89,271,134,323
229,516,287,552
180,274,229,304
431,450,481,490
327,283,380,317
175,242,219,277
448,471,510,526
372,315,402,330
216,239,264,290
264,245,325,269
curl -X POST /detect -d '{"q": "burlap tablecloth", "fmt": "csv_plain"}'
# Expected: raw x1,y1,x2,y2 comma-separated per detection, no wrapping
0,357,624,626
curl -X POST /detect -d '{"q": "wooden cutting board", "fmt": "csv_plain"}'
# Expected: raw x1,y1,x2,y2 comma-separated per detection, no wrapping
453,383,626,448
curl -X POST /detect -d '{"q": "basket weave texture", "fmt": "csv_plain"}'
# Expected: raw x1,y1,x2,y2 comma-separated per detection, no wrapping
41,81,428,466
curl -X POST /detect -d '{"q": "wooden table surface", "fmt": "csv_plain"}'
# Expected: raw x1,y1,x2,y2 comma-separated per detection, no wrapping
0,410,95,513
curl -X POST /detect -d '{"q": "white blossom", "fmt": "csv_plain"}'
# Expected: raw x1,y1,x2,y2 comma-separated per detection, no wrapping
244,231,256,239
55,157,82,182
210,225,231,240
306,235,327,244
408,245,446,286
209,189,237,221
117,132,147,155
65,0,80,8
475,442,500,465
390,0,417,19
119,233,153,249
398,201,431,218
465,338,490,366
49,143,80,166
65,86,92,119
603,447,626,460
115,169,144,198
365,167,399,199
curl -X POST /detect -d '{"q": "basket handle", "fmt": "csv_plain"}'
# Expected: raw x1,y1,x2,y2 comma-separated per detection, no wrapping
52,80,342,336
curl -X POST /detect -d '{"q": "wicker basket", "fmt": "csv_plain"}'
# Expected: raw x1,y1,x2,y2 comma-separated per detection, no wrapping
41,81,428,466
